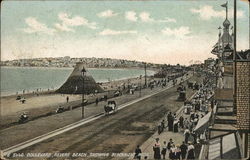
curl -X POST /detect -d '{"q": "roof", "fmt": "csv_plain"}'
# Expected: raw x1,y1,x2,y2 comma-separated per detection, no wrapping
57,63,104,94
225,49,250,60
194,112,211,134
223,19,231,28
214,89,233,101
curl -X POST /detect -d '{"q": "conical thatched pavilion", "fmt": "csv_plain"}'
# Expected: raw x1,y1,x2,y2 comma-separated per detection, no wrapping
57,62,104,94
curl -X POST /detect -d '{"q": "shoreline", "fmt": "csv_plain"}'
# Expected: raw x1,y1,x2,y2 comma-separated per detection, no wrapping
0,75,155,99
0,65,159,71
0,67,157,98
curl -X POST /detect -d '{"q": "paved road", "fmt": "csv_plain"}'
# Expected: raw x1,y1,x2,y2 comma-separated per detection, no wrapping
12,75,202,160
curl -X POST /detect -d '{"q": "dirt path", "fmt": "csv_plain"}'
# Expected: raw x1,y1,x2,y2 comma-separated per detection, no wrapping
14,75,202,159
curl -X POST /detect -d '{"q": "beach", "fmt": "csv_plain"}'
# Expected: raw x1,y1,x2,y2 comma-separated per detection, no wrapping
0,75,157,129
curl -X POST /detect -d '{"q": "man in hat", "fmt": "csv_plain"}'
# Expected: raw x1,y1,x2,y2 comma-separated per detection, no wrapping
184,128,190,144
167,139,174,151
179,115,184,129
180,141,188,160
187,142,195,160
167,112,173,131
161,141,167,159
134,145,142,160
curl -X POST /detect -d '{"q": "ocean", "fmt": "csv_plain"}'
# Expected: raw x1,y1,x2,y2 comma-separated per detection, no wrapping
0,67,155,96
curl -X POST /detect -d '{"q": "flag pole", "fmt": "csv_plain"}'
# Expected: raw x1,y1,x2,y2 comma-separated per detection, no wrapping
233,0,237,115
226,1,228,19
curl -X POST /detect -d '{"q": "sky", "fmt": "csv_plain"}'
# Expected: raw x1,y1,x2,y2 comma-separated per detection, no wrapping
1,0,249,65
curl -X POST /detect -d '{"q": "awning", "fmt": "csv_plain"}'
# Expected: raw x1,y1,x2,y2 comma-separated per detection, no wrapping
194,112,211,134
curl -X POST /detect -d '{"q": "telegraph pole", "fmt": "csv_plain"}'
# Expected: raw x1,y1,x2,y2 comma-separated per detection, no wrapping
144,62,147,87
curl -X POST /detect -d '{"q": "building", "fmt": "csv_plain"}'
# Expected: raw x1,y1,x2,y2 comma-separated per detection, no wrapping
200,2,250,159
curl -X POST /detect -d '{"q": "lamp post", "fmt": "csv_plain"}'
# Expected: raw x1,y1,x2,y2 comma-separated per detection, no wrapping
139,75,142,97
81,67,86,119
144,62,147,87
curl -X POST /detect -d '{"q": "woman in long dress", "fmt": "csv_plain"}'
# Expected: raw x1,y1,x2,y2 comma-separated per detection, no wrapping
153,138,161,160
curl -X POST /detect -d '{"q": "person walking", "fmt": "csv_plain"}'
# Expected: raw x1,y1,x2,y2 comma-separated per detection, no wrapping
161,141,167,159
158,124,162,135
184,118,190,130
169,144,176,160
134,145,142,160
179,116,184,129
167,139,174,151
95,98,99,105
187,143,195,160
161,119,165,130
169,114,174,131
191,131,197,144
184,128,190,144
66,96,69,103
175,145,181,160
180,141,188,160
153,138,161,160
167,112,173,131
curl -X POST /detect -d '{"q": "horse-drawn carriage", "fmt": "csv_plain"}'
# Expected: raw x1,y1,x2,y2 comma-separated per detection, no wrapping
193,83,200,90
18,112,29,123
177,91,186,101
104,101,117,115
187,82,193,89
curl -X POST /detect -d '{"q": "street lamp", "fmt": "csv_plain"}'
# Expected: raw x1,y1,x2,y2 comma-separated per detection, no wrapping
81,67,86,119
143,62,147,87
139,75,142,97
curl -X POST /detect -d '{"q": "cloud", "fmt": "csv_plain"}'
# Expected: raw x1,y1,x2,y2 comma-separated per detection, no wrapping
139,11,176,23
125,11,138,22
139,12,154,22
190,5,244,20
97,10,118,18
99,29,137,35
162,26,191,38
54,23,74,32
158,17,177,23
56,12,97,31
22,17,56,35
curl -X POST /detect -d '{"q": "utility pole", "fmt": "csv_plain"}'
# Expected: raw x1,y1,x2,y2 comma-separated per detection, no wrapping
81,67,86,119
139,75,142,97
144,62,147,87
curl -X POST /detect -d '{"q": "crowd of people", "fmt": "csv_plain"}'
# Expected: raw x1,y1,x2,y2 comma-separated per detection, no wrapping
152,138,195,160
134,74,215,160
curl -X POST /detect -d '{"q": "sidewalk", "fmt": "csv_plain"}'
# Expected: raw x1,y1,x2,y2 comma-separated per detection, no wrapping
139,89,200,159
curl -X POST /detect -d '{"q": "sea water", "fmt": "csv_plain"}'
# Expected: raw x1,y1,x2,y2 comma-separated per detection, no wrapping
0,67,155,96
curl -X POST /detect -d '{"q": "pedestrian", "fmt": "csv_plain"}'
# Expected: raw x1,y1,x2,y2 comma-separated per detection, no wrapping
175,145,181,160
167,112,173,131
161,119,165,129
173,120,179,132
173,113,177,121
134,145,142,160
179,115,184,129
66,96,69,103
167,139,174,151
158,124,162,135
153,138,161,160
184,128,190,144
180,141,188,160
169,144,176,160
191,131,197,144
187,142,195,160
95,98,99,105
161,141,167,159
184,118,190,129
